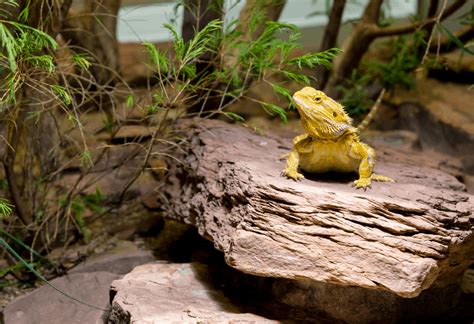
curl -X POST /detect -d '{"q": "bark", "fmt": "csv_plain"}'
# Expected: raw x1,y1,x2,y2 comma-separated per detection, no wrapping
314,0,346,90
161,118,474,298
427,0,440,17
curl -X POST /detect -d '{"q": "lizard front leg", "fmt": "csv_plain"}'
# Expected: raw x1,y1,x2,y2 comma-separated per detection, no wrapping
350,141,376,189
281,134,312,181
350,141,394,188
281,149,304,180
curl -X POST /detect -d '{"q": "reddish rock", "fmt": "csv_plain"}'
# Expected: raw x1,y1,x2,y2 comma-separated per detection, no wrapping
161,119,474,299
109,262,277,323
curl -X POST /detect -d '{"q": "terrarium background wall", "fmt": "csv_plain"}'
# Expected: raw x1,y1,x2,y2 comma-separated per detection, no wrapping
116,0,419,43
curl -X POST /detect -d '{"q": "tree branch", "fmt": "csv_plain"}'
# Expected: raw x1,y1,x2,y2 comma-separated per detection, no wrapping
372,0,467,37
320,0,346,51
315,0,346,89
429,24,474,53
427,0,440,17
3,107,33,226
60,0,73,22
182,0,222,42
362,0,383,23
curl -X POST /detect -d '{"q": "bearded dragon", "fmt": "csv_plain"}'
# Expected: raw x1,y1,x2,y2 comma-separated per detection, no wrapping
281,87,393,189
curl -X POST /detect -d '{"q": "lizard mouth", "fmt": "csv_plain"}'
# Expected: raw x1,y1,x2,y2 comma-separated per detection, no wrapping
295,100,352,139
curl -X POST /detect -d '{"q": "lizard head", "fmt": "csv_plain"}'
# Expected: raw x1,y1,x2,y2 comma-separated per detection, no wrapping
292,87,354,139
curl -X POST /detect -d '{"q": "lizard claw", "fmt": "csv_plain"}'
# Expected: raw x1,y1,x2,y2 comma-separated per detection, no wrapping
353,178,372,190
281,169,305,181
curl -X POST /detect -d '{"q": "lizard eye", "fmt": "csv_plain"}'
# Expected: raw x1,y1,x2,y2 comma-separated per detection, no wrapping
333,111,337,117
314,96,322,103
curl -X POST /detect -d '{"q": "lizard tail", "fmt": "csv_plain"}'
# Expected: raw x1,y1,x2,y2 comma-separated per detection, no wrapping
357,88,386,133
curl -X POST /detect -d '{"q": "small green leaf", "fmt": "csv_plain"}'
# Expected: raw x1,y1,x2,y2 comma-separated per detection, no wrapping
27,55,55,73
80,150,93,167
280,70,310,85
18,6,29,23
225,112,245,123
51,85,72,105
152,92,164,105
0,198,13,219
261,103,288,123
72,53,92,70
26,110,42,122
164,23,186,59
288,48,342,69
125,94,135,108
143,42,169,72
0,23,17,71
270,83,292,102
102,117,114,133
437,23,474,55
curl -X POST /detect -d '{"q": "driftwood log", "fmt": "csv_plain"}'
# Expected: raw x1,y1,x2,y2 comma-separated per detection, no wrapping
161,119,474,298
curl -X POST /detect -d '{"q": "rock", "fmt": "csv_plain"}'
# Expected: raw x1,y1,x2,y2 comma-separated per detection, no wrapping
362,129,420,150
462,266,474,294
4,271,119,324
464,175,474,195
58,163,156,201
394,79,474,160
3,241,155,324
108,251,472,323
108,262,277,323
69,241,155,275
160,118,474,299
98,125,156,143
270,278,464,323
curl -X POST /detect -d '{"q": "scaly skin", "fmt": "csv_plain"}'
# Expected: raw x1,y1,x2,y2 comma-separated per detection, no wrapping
282,87,394,189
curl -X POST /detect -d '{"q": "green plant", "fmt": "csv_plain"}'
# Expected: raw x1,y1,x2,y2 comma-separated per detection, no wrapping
0,0,117,245
367,32,425,90
143,19,340,123
58,188,105,243
336,71,374,117
0,198,14,220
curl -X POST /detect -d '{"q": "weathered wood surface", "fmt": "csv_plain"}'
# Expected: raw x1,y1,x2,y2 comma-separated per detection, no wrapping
161,119,474,298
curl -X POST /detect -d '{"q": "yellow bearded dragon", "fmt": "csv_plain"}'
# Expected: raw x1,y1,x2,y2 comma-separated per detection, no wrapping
281,87,394,189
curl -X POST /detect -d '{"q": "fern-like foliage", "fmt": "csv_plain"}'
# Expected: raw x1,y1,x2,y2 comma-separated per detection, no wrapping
143,18,341,122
